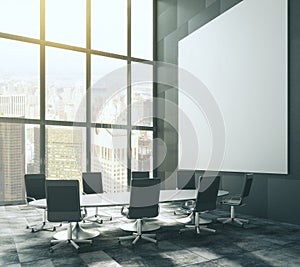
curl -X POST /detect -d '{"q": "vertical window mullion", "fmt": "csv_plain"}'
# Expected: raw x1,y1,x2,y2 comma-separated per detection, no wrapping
127,0,132,185
86,0,91,173
40,0,46,174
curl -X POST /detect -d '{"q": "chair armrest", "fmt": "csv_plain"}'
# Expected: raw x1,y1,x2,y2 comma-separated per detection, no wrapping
121,206,129,216
26,196,36,202
81,207,88,218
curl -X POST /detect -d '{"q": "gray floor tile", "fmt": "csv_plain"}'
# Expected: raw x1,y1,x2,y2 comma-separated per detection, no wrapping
0,204,299,267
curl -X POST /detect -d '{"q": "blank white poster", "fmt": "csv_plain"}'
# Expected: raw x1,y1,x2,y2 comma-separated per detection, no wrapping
178,0,288,174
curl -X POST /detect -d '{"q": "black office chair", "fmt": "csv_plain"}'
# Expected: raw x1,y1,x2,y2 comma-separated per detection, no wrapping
82,172,112,223
118,178,161,245
217,173,253,227
46,179,92,252
174,170,196,215
24,174,56,232
178,175,220,235
132,171,150,179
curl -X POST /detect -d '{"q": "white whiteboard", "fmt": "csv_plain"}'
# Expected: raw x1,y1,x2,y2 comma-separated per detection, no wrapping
178,0,288,174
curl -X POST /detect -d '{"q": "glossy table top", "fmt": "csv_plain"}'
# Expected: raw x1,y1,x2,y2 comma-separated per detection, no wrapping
30,189,228,209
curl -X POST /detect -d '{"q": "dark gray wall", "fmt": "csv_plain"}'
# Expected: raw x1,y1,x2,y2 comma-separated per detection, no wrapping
155,0,300,225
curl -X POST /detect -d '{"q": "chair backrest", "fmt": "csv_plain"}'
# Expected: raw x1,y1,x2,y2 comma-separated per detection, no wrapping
241,173,253,199
24,174,46,201
177,170,196,190
195,175,220,212
132,171,150,179
46,179,81,222
82,172,103,194
128,178,161,219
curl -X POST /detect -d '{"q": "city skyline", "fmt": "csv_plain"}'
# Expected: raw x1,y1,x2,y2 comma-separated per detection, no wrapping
0,75,153,202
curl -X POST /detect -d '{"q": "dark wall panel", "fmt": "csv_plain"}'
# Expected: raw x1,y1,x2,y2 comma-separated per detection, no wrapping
156,0,300,225
268,179,300,224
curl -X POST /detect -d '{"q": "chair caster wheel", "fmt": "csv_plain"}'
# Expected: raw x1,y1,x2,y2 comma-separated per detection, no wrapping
31,228,34,233
53,227,56,231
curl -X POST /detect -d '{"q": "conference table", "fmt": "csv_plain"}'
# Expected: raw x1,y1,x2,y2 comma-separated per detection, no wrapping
30,189,228,240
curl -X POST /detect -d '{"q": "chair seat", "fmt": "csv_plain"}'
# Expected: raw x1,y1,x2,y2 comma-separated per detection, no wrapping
222,197,242,206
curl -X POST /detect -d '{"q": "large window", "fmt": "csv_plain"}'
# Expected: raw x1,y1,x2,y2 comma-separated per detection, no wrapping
46,47,86,122
0,0,154,204
0,39,40,119
91,0,127,55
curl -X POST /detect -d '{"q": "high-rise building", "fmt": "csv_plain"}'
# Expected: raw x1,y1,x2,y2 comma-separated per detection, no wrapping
92,128,128,192
45,127,84,185
0,95,26,203
0,95,25,117
92,128,153,193
0,123,25,203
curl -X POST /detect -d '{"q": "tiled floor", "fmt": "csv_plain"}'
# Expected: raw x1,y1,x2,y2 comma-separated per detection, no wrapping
0,203,300,267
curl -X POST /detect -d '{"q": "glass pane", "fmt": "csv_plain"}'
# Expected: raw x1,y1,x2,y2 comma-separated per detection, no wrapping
91,128,128,192
46,126,85,189
131,63,153,126
0,122,25,203
0,39,39,119
131,130,153,174
131,0,153,60
0,0,39,38
91,0,127,55
91,55,127,124
25,125,40,174
46,0,86,47
46,47,86,122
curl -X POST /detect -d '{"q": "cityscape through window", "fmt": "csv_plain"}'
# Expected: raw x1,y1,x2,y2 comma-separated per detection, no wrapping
0,0,154,204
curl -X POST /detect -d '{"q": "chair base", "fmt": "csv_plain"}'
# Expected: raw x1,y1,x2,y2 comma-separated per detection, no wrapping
174,200,195,216
179,225,216,235
83,207,112,224
50,222,93,252
217,217,249,226
50,238,92,252
119,232,157,245
84,214,112,224
118,219,158,245
26,208,60,232
26,221,57,233
178,212,216,235
217,205,249,227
